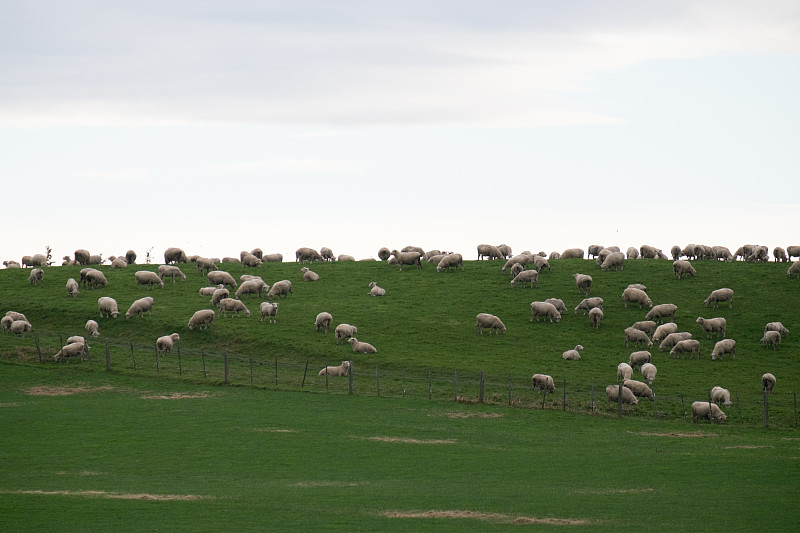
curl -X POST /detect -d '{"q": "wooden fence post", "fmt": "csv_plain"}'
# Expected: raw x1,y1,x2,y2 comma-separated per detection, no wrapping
763,391,769,428
376,364,380,397
35,333,42,363
590,381,595,412
223,351,229,384
563,378,566,411
154,342,159,374
105,339,110,371
301,360,309,388
348,361,354,395
324,361,329,391
130,341,136,371
680,390,686,422
402,368,406,396
453,370,458,401
428,368,432,399
736,391,743,424
479,370,484,404
177,346,182,376
249,354,253,384
201,347,207,378
508,374,512,406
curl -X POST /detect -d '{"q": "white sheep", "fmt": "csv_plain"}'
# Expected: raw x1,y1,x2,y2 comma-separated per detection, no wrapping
110,257,127,269
623,380,654,399
562,345,583,360
338,254,355,262
300,267,320,281
764,322,789,338
6,311,27,322
659,332,692,351
691,401,726,423
218,298,251,318
531,374,555,393
573,273,592,295
529,302,561,323
631,320,657,335
695,317,726,339
3,260,21,268
532,255,551,272
548,251,561,260
510,269,538,288
497,244,512,258
319,360,351,377
156,333,180,355
601,251,625,271
704,288,734,309
267,280,293,300
477,244,504,260
196,257,218,275
670,339,700,359
188,309,215,330
296,247,323,263
135,270,164,289
66,278,79,298
125,296,154,319
164,247,189,264
28,268,44,286
627,247,640,259
627,283,647,293
390,250,422,270
640,362,657,384
242,253,262,268
645,303,678,324
208,270,238,289
235,279,270,299
85,319,100,338
589,307,603,329
377,247,391,261
711,386,732,408
0,316,12,332
672,260,696,279
617,363,633,381
501,254,533,274
158,264,187,282
628,350,651,369
789,261,800,278
437,253,463,273
574,297,603,315
787,246,800,261
53,340,89,362
760,330,782,350
198,285,224,296
10,319,32,336
652,322,678,343
368,282,386,297
711,339,736,360
621,287,652,309
545,298,567,314
98,297,119,318
334,323,358,344
348,337,377,354
605,384,638,406
762,373,776,393
712,246,733,261
624,327,653,348
211,288,230,307
259,302,278,323
560,248,584,259
315,312,332,332
476,313,507,334
639,245,664,259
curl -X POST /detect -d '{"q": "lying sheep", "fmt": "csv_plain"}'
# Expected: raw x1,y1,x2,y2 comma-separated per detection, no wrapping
673,260,696,279
98,297,119,318
562,345,583,361
652,322,678,343
623,380,654,399
789,261,800,278
531,374,555,393
335,324,358,344
3,260,21,268
617,363,633,381
691,401,726,423
696,317,726,339
477,244,504,260
10,319,32,336
28,268,43,286
53,340,89,362
260,302,278,323
646,303,678,324
561,248,584,259
545,298,567,314
476,313,506,334
624,327,652,348
711,339,736,360
338,254,355,262
110,257,127,269
640,362,657,384
704,288,734,309
761,330,782,350
348,337,377,354
315,312,332,332
711,386,732,408
621,287,652,309
262,253,283,263
235,279,269,299
510,269,538,288
188,309,215,330
573,273,592,296
670,339,700,359
628,350,651,370
319,360,351,377
437,253,463,272
267,280,293,300
631,320,657,335
125,296,154,319
156,333,180,356
601,251,625,271
66,278,79,298
659,332,692,351
85,320,100,338
762,373,776,393
574,297,603,315
530,302,561,323
135,270,164,289
211,288,230,307
218,298,250,318
300,267,320,281
198,285,224,296
764,322,789,338
208,270,238,289
368,281,386,296
605,384,638,405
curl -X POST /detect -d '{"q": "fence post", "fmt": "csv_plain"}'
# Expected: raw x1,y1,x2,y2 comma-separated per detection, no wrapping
376,364,380,397
301,360,309,388
479,371,484,404
154,343,159,374
130,341,136,371
680,390,686,422
508,374,512,406
617,382,623,418
177,346,182,376
402,367,406,396
274,355,278,385
653,391,658,418
736,391,743,424
428,368,432,400
563,378,566,411
453,370,458,401
590,381,595,412
105,339,110,371
764,391,769,428
35,333,42,363
324,361,329,391
541,389,546,409
201,347,207,378
348,361,354,395
224,351,229,384
249,354,254,384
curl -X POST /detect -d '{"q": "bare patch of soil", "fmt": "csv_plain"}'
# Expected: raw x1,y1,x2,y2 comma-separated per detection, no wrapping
140,391,211,400
634,431,716,438
382,510,590,525
358,436,456,445
25,385,113,396
2,489,210,501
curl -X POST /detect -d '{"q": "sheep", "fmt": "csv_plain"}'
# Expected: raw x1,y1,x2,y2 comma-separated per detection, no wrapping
691,401,726,423
198,285,223,296
639,245,663,259
368,282,386,297
125,296,154,319
529,302,561,323
135,270,164,289
587,244,603,258
207,270,237,289
6,311,28,322
621,287,652,309
704,288,733,309
628,350,651,370
788,261,800,278
319,360,351,377
235,279,269,299
164,247,189,264
242,253,262,268
601,251,625,271
673,260,696,279
545,298,567,314
624,327,653,348
670,339,700,359
110,257,127,269
659,332,692,352
476,313,506,334
562,345,583,360
3,260,21,268
98,297,119,318
390,250,422,270
711,339,736,360
652,322,678,343
696,317,726,339
436,253,463,272
711,386,732,408
713,246,733,261
156,333,180,356
10,320,32,336
502,254,533,273
477,244,504,260
338,255,355,262
762,373,776,393
259,302,278,323
560,248,584,259
74,249,91,265
295,247,323,263
761,330,782,350
125,250,137,264
640,362,657,384
188,309,215,330
623,380,654,399
84,269,108,289
573,273,592,296
617,363,633,381
262,253,283,263
155,265,185,282
497,244,512,258
196,257,218,275
574,297,603,315
66,278,79,298
1,316,12,332
605,384,638,406
645,303,678,324
334,324,358,344
589,307,603,329
746,245,769,262
531,374,555,393
670,245,682,261
548,251,560,260
267,280,293,300
28,268,44,286
311,311,331,332
211,288,230,307
627,247,640,259
402,245,425,256
377,247,391,261
300,267,320,281
348,337,377,354
217,298,251,318
53,340,89,362
510,269,538,288
85,319,100,338
239,274,263,283
629,282,648,292
764,322,789,338
631,320,657,335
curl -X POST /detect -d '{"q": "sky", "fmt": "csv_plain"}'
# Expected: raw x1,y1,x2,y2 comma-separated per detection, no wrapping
1,1,798,264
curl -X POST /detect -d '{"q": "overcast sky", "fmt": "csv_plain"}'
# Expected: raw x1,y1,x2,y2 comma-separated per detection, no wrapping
2,1,798,263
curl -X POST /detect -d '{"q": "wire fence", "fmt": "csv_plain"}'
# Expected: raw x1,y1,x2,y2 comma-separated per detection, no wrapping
5,330,798,429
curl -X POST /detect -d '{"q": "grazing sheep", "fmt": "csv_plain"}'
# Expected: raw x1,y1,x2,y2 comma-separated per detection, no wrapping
588,244,603,258
476,313,507,334
696,317,726,339
10,319,32,336
135,270,164,289
562,345,583,361
497,244,513,258
97,297,119,318
670,245,682,261
761,330,782,350
574,297,603,315
762,373,776,393
437,253,463,273
601,251,625,271
198,285,223,296
260,302,278,323
621,287,652,309
628,350,651,369
530,302,561,323
711,386,732,408
645,303,678,324
502,254,533,273
235,279,269,299
377,247,391,261
211,288,230,307
208,270,238,289
156,265,186,282
477,244,504,260
573,273,592,296
28,268,43,286
786,246,800,261
6,311,28,322
548,251,561,260
125,296,154,319
545,298,567,314
164,247,189,264
712,246,733,261
673,260,696,279
3,260,21,268
262,253,283,263
531,374,555,393
605,384,638,406
652,322,678,343
368,282,386,296
188,309,215,330
589,307,603,329
300,267,320,281
561,248,584,259
0,316,12,332
640,363,657,384
788,261,800,278
624,380,654,399
617,363,633,381
659,332,692,352
711,339,736,360
319,360,351,377
691,401,727,423
85,320,100,338
639,245,663,259
627,247,640,260
218,298,251,318
390,250,422,270
267,280,293,300
627,283,647,292
241,253,262,268
66,278,79,298
110,257,127,268
335,324,358,344
704,288,734,309
317,247,334,262
196,257,218,275
624,327,652,348
295,247,323,263
348,337,377,354
315,312,332,332
670,339,700,359
631,320,657,335
53,340,89,362
156,333,180,356
74,249,91,265
510,269,538,288
764,322,789,338
125,250,137,264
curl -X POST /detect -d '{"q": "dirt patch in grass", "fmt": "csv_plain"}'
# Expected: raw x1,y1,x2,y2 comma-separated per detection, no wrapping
252,427,296,433
25,385,113,396
356,436,456,445
634,431,717,438
0,402,20,407
725,445,773,449
140,391,211,400
432,411,504,419
2,489,210,501
382,510,590,525
291,481,371,488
